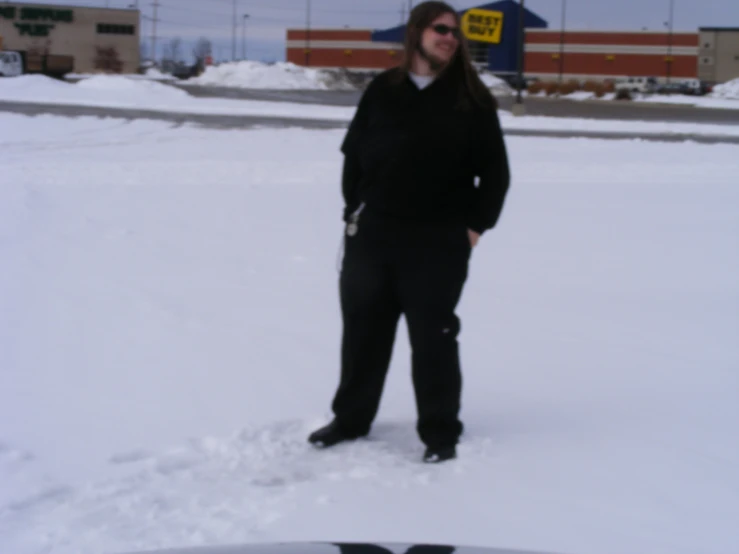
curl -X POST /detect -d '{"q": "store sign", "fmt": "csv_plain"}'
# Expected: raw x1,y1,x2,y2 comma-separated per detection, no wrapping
0,6,75,37
461,9,504,44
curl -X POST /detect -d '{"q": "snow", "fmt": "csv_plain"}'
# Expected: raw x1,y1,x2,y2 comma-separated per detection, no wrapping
66,68,177,82
478,72,513,95
145,67,178,81
1,112,738,554
0,74,355,121
496,110,739,137
184,62,510,94
633,93,739,109
74,75,190,101
555,89,739,110
3,75,739,138
185,61,357,90
711,77,739,100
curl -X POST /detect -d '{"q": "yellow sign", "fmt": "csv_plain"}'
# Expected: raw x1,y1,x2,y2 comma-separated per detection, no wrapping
461,9,504,44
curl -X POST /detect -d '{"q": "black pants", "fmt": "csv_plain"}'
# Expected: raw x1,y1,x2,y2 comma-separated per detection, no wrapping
331,209,471,449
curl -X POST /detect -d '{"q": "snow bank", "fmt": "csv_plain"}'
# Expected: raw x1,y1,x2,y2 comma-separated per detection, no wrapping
186,60,356,90
549,87,739,109
67,69,177,82
145,67,177,80
478,72,513,95
75,75,190,101
711,77,739,100
0,74,356,121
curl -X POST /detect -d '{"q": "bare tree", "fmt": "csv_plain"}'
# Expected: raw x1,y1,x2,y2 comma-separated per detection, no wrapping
162,37,183,64
193,37,213,63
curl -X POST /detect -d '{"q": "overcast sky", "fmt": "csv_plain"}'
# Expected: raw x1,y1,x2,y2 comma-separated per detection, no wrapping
20,0,739,62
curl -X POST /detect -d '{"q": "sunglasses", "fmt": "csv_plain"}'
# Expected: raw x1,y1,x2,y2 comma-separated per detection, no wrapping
430,24,462,39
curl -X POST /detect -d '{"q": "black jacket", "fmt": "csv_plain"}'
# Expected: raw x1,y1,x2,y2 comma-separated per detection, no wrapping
340,67,510,235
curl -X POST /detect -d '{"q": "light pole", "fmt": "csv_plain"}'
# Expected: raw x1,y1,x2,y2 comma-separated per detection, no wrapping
305,0,312,66
513,0,526,114
242,14,249,60
558,0,567,89
666,0,675,83
232,0,237,61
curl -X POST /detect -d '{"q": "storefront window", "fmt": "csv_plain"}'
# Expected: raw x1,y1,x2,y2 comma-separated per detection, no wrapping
97,23,135,35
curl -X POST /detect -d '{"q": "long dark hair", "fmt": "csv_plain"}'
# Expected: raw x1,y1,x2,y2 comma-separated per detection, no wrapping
397,1,496,109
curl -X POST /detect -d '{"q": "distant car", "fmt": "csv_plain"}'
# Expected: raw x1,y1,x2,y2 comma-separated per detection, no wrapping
0,50,23,77
615,76,659,94
123,542,561,554
657,79,712,96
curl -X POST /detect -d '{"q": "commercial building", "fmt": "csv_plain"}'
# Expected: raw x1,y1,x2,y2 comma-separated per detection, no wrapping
525,29,699,82
286,0,739,85
698,27,739,84
287,0,545,75
0,2,140,74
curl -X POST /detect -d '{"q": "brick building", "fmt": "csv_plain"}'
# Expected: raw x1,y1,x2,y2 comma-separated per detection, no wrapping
286,1,739,85
0,2,140,74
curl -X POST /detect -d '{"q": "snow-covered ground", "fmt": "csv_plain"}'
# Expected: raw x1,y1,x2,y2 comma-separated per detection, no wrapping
625,92,739,109
3,75,739,137
712,77,739,100
0,74,355,121
1,113,738,554
67,68,177,82
478,72,514,96
185,61,357,90
546,84,739,110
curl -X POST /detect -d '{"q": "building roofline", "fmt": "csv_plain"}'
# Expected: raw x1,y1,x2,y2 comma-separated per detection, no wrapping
0,1,138,12
699,27,739,31
287,28,375,32
527,29,697,34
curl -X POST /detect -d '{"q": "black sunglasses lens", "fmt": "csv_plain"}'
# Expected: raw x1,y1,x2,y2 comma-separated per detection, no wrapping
433,24,460,38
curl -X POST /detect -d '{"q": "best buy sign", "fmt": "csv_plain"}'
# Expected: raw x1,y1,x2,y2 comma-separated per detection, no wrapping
461,9,504,44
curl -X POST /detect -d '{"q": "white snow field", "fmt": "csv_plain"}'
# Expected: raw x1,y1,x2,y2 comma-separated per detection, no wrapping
3,75,739,138
1,113,738,554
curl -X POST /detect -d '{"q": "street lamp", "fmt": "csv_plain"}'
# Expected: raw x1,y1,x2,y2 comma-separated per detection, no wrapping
513,0,526,114
242,14,250,60
305,0,312,66
558,0,567,89
666,0,675,83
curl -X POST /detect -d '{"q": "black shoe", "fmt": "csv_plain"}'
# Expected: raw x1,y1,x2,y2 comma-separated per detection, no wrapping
423,446,457,464
308,420,366,448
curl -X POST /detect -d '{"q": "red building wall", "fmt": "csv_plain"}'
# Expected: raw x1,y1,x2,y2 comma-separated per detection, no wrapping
286,48,400,69
287,30,372,41
286,28,401,69
526,53,698,79
526,31,699,47
525,30,699,80
285,28,700,80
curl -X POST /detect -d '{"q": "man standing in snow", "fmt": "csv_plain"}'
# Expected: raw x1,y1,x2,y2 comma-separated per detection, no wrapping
309,1,510,463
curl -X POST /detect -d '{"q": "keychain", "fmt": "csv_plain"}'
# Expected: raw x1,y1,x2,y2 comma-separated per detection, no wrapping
346,202,366,237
